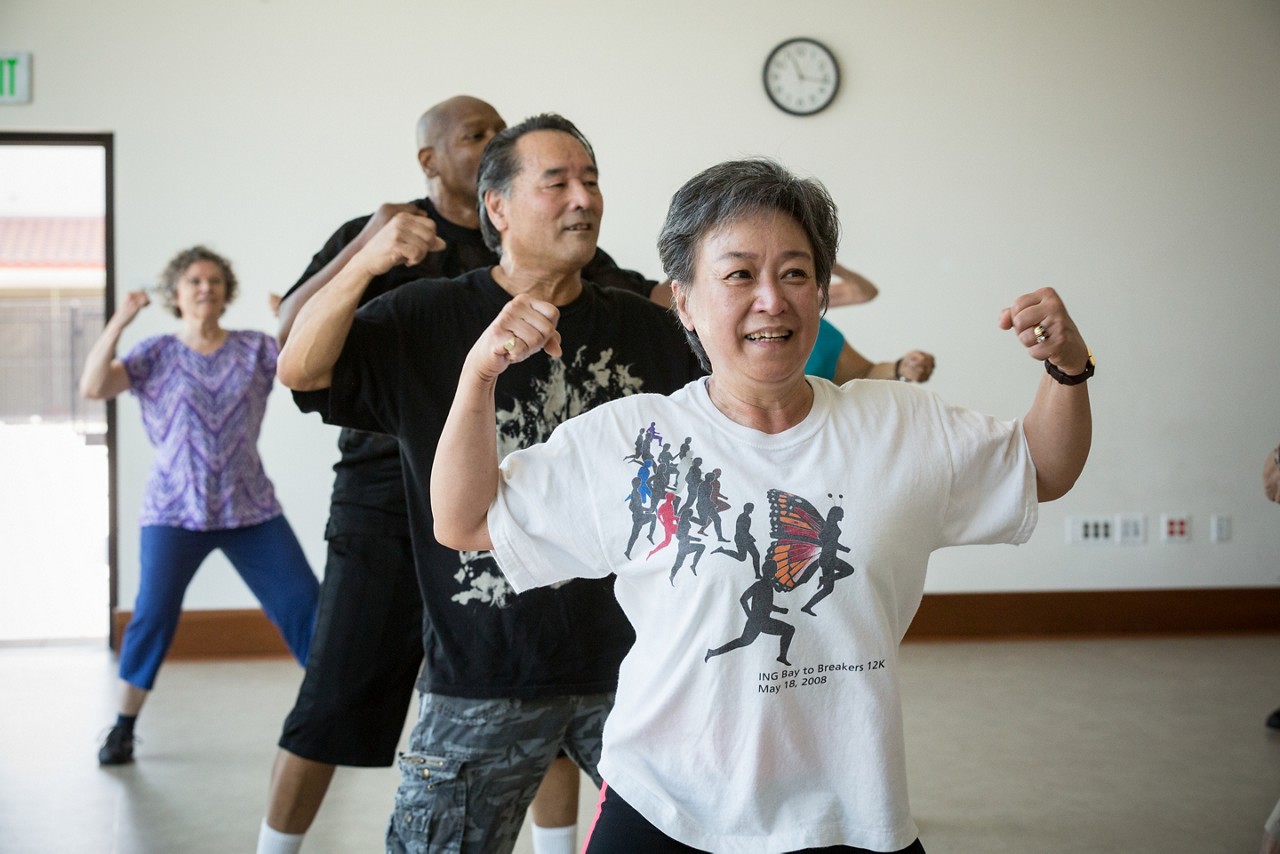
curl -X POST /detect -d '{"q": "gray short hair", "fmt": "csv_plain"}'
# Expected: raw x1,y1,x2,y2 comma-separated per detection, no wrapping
657,159,840,370
476,113,597,254
157,245,238,318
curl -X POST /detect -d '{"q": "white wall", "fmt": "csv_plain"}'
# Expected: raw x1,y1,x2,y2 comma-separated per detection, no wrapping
4,0,1277,607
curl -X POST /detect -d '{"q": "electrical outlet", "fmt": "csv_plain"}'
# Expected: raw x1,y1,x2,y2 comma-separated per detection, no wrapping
1115,513,1146,546
1210,514,1231,543
1160,513,1191,543
1066,515,1115,545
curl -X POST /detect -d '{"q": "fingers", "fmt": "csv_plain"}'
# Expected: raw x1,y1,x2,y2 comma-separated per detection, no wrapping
361,212,445,275
898,350,935,382
121,290,150,318
1003,287,1089,373
470,295,562,384
494,296,562,361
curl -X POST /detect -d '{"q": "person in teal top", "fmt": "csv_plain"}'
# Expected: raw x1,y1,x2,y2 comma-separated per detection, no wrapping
804,264,937,384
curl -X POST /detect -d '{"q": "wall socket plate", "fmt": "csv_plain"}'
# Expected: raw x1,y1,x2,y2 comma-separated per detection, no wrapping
1115,513,1146,546
1066,515,1115,545
1160,513,1191,543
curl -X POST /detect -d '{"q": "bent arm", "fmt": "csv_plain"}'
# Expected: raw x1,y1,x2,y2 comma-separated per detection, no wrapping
277,211,443,391
1023,375,1091,501
432,295,562,552
833,344,935,384
275,257,372,391
80,290,148,400
1001,287,1092,502
826,263,879,308
432,362,502,552
277,203,423,346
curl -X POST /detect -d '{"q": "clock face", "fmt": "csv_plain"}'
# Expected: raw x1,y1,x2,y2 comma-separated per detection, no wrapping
763,38,840,116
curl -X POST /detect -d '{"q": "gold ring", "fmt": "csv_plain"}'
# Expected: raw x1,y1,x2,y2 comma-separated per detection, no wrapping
503,337,517,352
1033,324,1047,344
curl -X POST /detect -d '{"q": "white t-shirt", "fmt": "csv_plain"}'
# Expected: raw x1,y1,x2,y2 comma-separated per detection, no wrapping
490,377,1037,852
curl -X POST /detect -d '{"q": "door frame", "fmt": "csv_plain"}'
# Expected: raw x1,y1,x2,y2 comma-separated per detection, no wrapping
0,131,117,647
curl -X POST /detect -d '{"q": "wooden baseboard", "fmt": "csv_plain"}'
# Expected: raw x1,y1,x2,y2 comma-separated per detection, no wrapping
113,587,1280,657
112,609,290,658
906,588,1280,639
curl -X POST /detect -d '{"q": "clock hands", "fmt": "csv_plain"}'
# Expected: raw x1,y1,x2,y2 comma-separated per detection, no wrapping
788,53,808,83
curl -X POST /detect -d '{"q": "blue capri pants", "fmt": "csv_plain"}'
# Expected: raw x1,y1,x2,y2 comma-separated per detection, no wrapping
119,516,319,690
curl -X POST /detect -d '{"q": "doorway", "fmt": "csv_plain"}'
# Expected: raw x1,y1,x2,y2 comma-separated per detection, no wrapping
0,133,114,644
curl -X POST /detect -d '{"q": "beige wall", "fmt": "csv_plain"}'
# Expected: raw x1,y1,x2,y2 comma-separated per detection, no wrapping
3,0,1278,607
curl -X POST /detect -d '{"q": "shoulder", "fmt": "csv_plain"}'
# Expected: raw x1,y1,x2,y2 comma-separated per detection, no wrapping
226,329,275,349
583,248,657,297
816,317,845,346
126,333,176,360
367,267,491,312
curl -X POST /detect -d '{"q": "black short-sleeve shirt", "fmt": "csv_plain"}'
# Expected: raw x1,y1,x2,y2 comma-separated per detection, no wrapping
287,197,657,536
294,268,702,698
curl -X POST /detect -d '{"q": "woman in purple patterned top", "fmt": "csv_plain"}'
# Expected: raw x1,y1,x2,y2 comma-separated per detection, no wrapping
80,245,319,766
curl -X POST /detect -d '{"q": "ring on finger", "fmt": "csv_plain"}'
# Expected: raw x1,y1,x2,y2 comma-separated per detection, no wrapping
1033,324,1048,344
503,337,518,352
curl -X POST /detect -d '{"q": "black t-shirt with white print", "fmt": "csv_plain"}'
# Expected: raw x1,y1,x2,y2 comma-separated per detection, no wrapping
293,267,702,697
287,197,658,537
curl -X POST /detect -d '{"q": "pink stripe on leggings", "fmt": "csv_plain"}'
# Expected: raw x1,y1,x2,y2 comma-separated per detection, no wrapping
581,780,609,853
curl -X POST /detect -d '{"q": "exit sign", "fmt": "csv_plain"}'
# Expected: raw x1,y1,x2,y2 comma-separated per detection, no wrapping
0,53,32,104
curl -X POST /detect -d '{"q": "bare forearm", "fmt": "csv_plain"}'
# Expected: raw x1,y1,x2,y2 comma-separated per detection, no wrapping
432,372,500,552
1023,375,1092,501
433,294,564,551
276,262,372,391
278,239,375,346
832,344,875,384
79,319,130,400
860,361,897,381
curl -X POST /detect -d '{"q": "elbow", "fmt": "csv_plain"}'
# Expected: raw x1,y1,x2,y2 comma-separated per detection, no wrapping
1036,470,1082,503
433,519,492,553
275,359,303,391
433,520,463,551
79,379,107,401
275,350,316,392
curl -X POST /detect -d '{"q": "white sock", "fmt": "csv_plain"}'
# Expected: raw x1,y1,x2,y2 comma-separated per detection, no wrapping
256,818,305,854
531,822,576,854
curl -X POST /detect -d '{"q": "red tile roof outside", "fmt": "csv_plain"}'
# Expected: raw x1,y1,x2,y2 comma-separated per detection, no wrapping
0,217,105,268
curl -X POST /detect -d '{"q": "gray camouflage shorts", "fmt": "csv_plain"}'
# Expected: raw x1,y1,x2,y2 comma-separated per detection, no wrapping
385,690,614,854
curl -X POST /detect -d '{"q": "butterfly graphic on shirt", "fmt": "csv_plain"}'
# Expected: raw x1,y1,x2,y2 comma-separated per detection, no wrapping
765,490,855,615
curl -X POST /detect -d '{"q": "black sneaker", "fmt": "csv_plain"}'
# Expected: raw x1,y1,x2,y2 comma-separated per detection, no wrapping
98,724,136,765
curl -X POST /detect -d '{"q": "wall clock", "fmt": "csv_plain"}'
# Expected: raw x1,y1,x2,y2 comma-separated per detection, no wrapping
763,37,840,116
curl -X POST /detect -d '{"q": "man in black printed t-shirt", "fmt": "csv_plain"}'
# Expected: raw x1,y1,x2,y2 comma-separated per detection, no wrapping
273,111,701,854
257,98,672,854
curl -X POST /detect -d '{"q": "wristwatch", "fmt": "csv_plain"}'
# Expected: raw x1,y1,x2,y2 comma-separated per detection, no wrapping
1044,350,1095,385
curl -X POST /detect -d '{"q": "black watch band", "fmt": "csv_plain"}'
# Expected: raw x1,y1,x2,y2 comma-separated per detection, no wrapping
1044,353,1095,385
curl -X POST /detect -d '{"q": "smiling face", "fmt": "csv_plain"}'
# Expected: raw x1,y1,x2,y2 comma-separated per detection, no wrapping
485,130,602,276
174,259,228,321
674,208,821,393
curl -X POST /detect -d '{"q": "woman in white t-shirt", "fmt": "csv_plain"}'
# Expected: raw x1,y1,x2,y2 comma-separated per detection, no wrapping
431,159,1093,853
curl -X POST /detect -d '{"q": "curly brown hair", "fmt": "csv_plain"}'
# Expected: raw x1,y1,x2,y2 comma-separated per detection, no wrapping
156,245,239,318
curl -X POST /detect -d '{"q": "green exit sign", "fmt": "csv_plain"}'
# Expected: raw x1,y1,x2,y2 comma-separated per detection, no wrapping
1,53,32,104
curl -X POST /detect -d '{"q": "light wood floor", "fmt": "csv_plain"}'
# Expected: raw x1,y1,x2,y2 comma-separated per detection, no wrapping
2,634,1277,853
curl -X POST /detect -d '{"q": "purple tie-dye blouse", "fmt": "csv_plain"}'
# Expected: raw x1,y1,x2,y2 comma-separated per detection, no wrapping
122,330,283,531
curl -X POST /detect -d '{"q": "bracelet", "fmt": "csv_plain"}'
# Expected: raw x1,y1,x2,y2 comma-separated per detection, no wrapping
1044,350,1095,385
894,358,905,381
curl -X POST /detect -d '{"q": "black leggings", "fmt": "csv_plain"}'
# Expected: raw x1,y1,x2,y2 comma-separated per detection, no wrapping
583,784,927,854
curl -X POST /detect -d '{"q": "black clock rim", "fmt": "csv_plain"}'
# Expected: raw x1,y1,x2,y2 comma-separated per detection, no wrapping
762,36,841,116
